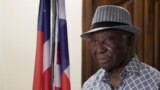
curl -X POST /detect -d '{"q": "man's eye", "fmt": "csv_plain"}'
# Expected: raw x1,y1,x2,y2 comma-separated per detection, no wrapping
104,37,113,43
90,40,98,48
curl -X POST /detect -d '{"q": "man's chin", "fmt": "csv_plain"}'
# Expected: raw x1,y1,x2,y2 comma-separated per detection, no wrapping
101,65,112,71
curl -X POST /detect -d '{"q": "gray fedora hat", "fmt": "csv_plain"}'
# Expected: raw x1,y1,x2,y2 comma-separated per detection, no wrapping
81,5,139,40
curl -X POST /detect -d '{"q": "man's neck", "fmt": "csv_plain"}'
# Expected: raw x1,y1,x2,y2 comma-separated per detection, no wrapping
108,67,123,76
107,54,134,89
108,67,124,89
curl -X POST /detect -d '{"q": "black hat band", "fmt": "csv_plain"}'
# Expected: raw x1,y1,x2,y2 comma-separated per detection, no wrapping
90,21,128,30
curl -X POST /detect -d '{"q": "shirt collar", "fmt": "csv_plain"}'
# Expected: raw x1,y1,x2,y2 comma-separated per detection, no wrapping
122,55,141,75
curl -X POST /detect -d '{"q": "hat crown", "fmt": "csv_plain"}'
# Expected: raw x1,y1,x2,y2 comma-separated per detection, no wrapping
92,5,132,25
80,5,139,40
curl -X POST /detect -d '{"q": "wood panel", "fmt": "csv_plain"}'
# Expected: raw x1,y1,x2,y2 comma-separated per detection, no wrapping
154,0,160,70
143,0,154,65
133,0,144,61
82,0,93,84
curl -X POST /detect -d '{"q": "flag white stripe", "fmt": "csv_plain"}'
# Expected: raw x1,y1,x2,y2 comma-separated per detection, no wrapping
43,40,51,72
53,64,61,87
58,0,66,19
64,66,70,80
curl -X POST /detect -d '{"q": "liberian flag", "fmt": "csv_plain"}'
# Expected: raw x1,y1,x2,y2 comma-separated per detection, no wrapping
53,0,70,90
33,0,70,90
33,0,51,90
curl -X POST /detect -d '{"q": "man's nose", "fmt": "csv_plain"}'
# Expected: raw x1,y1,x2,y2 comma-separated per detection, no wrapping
96,42,106,53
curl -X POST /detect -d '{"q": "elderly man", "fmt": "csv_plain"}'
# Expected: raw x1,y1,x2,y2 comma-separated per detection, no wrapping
81,5,160,90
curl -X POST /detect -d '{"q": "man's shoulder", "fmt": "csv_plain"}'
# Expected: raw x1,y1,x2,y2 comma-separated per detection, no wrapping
138,62,160,80
128,56,160,78
82,68,105,87
139,62,160,74
84,68,104,82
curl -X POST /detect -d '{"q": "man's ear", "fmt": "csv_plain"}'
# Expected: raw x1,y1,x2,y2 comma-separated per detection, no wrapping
126,35,135,49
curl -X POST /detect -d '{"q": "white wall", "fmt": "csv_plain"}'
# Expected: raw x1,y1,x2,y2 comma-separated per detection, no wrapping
0,0,82,90
66,0,82,89
0,2,4,90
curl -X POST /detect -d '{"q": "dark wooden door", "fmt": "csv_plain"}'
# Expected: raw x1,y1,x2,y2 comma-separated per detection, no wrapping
82,0,160,84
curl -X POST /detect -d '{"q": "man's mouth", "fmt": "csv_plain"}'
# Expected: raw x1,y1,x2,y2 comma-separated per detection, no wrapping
98,57,112,64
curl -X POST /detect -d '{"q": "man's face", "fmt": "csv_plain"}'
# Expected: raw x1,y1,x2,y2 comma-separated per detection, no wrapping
90,29,130,71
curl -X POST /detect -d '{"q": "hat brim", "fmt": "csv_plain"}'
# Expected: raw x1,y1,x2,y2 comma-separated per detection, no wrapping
81,25,140,40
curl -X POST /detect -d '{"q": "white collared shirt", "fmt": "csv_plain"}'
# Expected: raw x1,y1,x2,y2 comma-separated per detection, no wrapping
82,56,160,90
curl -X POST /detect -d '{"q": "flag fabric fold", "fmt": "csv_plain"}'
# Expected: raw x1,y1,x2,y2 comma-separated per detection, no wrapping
33,0,70,90
53,0,70,90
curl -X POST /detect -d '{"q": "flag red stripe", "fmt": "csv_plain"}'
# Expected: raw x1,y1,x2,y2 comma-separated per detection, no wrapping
55,87,61,90
61,72,70,90
33,31,44,90
42,67,51,90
